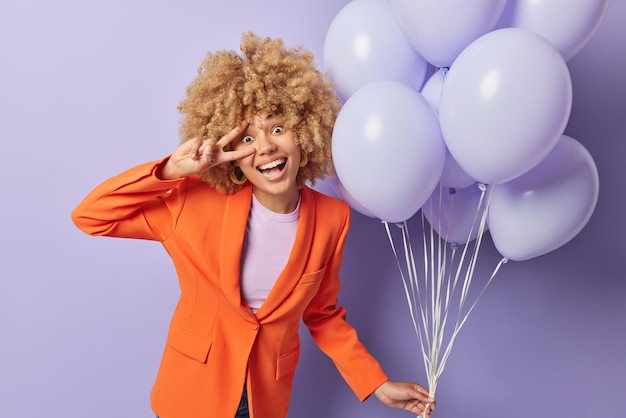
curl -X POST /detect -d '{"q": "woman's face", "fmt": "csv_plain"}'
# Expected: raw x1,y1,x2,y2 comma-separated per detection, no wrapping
232,111,302,213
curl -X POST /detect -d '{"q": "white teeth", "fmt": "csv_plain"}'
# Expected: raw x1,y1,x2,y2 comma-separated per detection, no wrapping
258,159,286,171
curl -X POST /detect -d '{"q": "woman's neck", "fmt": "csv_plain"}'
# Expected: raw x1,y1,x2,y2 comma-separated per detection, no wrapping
252,187,301,214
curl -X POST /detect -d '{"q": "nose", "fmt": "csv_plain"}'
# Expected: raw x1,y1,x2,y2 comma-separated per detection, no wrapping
255,132,277,155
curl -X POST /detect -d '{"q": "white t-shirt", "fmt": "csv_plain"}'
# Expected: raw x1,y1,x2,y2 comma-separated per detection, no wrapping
239,194,300,313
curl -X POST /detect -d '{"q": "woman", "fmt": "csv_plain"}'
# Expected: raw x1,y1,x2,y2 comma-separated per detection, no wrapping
72,32,434,418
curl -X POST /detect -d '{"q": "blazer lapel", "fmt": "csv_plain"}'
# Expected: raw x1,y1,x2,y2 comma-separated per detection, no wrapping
220,184,256,320
255,187,315,320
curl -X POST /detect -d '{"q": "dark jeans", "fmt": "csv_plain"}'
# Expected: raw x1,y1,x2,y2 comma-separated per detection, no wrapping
235,384,249,418
156,384,249,418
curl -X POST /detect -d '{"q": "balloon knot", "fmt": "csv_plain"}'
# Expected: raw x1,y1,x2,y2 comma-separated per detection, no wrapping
478,183,487,192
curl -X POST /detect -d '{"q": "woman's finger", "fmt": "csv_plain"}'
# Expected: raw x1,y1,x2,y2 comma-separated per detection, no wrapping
217,120,249,147
198,139,217,162
180,137,203,161
227,147,255,162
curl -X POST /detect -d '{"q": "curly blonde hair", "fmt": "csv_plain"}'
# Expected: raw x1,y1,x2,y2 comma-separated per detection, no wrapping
177,32,342,193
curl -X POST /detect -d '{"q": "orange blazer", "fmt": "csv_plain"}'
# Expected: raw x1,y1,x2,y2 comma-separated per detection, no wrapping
72,159,389,418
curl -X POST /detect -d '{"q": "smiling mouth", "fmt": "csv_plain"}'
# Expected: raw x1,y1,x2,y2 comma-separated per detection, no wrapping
257,158,287,177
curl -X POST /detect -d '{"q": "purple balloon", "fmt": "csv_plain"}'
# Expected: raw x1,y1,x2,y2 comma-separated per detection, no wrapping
323,0,428,101
391,0,507,67
488,135,599,261
421,69,476,189
308,177,339,199
423,183,489,245
328,177,377,219
420,68,446,114
332,81,446,223
497,0,610,61
439,28,572,185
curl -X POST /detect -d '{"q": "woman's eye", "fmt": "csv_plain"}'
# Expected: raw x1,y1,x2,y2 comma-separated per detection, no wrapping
242,135,254,143
272,126,284,134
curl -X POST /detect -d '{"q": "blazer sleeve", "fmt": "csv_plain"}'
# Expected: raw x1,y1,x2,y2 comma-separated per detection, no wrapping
71,157,187,241
302,203,389,401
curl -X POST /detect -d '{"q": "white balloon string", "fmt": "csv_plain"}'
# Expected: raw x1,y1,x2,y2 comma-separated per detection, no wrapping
384,221,429,373
391,219,437,384
384,221,419,336
456,185,489,318
401,221,430,348
458,257,508,332
384,183,506,408
437,185,491,375
402,221,434,375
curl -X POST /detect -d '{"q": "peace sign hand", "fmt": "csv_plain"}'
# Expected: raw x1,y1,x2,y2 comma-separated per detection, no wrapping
159,121,254,180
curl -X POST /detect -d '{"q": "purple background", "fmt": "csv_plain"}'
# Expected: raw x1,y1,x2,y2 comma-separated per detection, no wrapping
1,1,624,417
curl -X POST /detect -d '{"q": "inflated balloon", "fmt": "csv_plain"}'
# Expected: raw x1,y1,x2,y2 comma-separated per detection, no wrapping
423,183,489,245
497,0,610,61
390,0,507,68
309,177,340,199
420,68,446,114
421,69,476,189
439,28,572,185
488,135,599,261
323,0,428,101
441,150,476,189
332,81,446,223
328,177,378,219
